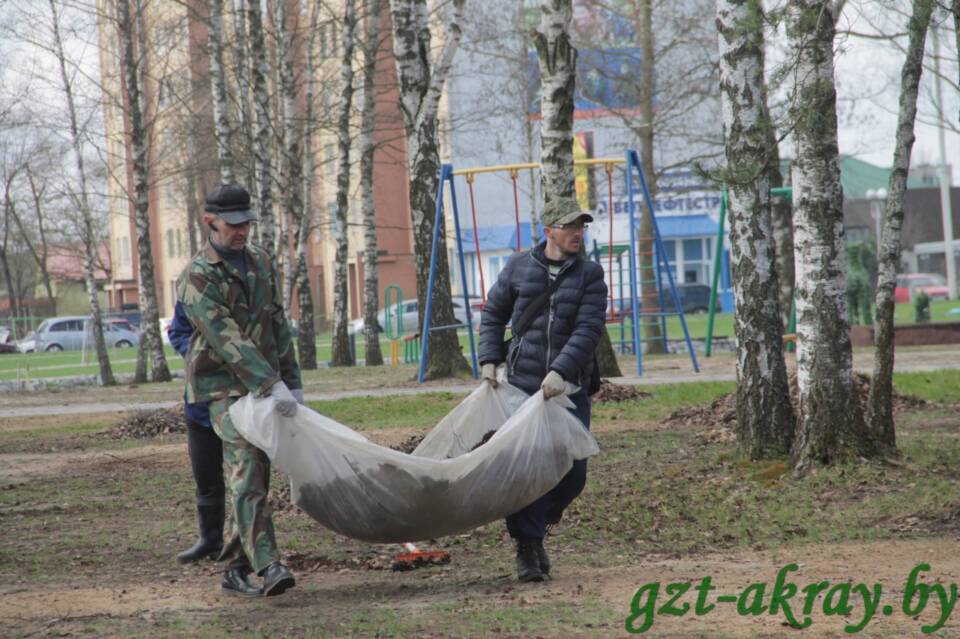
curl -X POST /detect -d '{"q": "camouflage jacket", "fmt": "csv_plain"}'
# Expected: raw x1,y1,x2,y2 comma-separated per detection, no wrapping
176,241,301,403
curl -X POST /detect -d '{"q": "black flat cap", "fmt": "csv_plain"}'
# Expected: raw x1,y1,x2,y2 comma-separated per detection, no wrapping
204,184,259,224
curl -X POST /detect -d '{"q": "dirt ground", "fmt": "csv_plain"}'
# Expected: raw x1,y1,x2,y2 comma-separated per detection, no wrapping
4,348,960,638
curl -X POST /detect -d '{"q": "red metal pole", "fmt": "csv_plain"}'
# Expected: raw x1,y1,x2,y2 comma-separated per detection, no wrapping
466,173,486,301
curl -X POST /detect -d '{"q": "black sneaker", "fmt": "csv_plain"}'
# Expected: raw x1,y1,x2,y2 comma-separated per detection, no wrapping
261,562,296,597
536,538,551,576
221,568,262,598
515,537,544,583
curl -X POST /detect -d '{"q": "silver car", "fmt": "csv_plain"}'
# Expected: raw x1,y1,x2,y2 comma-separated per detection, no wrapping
348,298,479,336
18,316,140,352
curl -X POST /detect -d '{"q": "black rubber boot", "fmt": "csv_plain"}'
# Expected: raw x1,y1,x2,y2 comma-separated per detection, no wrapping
177,503,224,564
536,538,551,576
515,537,544,583
260,562,296,597
221,567,262,597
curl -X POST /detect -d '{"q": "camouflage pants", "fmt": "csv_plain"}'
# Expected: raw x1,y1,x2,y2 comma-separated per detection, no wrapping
209,397,279,574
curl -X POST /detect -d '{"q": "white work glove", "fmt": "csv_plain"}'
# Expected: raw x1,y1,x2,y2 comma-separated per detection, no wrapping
271,380,298,417
541,370,566,399
291,388,304,404
481,363,498,388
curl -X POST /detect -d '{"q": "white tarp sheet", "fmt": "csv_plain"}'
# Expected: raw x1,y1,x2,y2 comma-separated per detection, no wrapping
229,382,599,543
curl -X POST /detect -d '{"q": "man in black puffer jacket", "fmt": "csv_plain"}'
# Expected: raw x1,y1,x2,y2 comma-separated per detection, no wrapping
478,196,607,583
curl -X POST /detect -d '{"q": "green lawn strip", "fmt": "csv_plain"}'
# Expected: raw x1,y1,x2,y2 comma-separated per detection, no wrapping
593,381,734,423
305,392,466,430
892,369,960,403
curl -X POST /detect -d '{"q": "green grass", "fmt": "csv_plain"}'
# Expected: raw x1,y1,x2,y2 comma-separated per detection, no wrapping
892,369,960,403
306,392,467,430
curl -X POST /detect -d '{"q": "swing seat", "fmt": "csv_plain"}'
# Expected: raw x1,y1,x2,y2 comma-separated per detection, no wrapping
229,381,599,543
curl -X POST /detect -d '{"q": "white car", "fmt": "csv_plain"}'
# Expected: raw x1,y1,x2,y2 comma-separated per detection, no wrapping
348,298,480,336
160,317,172,346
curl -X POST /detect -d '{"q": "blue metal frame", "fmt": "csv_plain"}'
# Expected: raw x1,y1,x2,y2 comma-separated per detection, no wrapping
417,164,479,382
625,150,700,374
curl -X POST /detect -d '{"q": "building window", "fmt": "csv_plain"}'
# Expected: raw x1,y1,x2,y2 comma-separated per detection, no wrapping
177,228,184,257
167,229,175,259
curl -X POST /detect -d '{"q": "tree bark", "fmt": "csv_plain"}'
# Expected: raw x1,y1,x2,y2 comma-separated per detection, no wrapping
531,0,576,203
51,0,113,385
279,0,303,315
331,0,358,367
248,0,276,262
868,0,934,451
717,0,794,458
360,0,385,366
787,0,877,468
208,0,234,182
231,0,258,199
1,183,19,320
634,0,666,354
118,0,171,383
295,0,321,370
389,0,470,379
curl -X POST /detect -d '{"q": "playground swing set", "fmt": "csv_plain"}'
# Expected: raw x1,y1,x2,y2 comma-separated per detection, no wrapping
399,149,701,382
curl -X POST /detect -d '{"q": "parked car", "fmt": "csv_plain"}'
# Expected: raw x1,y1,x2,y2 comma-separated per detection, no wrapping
348,297,478,335
17,316,141,352
105,309,142,329
609,284,719,318
0,327,16,354
160,317,173,346
894,273,950,303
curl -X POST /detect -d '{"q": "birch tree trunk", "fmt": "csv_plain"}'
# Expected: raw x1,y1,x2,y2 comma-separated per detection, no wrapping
531,0,575,202
389,0,470,379
208,0,234,183
360,0,385,366
295,0,321,370
232,0,257,198
868,0,934,450
279,0,303,314
331,0,358,367
51,0,113,385
717,0,794,458
248,0,276,262
787,0,877,468
119,0,171,383
768,140,794,330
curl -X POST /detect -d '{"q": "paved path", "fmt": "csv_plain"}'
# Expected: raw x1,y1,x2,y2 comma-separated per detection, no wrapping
4,359,960,418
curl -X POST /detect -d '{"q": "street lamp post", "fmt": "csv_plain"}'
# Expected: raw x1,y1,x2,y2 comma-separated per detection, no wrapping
865,188,887,250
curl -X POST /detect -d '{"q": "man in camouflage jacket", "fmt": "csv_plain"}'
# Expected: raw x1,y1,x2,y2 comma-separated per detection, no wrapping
177,183,302,598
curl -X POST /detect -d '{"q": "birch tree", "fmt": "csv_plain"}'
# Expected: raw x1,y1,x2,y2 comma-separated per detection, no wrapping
9,164,57,315
717,0,794,458
118,0,171,383
360,0,384,366
532,0,576,203
50,0,114,386
295,0,322,370
331,0,357,367
208,0,234,182
248,0,276,262
868,0,934,451
279,0,304,313
389,0,470,379
787,0,878,468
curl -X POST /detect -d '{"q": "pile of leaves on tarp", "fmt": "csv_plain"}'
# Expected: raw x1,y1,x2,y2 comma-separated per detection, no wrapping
666,372,928,436
391,434,425,454
105,406,187,439
592,379,652,403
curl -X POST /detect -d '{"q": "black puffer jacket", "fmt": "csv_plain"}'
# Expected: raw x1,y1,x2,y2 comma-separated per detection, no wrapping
479,243,607,394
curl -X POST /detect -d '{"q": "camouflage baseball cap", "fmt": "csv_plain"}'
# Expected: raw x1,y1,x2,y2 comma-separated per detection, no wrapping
541,196,593,228
204,184,259,224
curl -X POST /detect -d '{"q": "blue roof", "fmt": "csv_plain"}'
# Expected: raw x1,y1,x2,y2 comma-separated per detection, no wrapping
653,214,717,238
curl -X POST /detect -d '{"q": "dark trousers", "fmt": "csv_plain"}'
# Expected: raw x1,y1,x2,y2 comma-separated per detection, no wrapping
186,420,225,508
506,390,590,539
